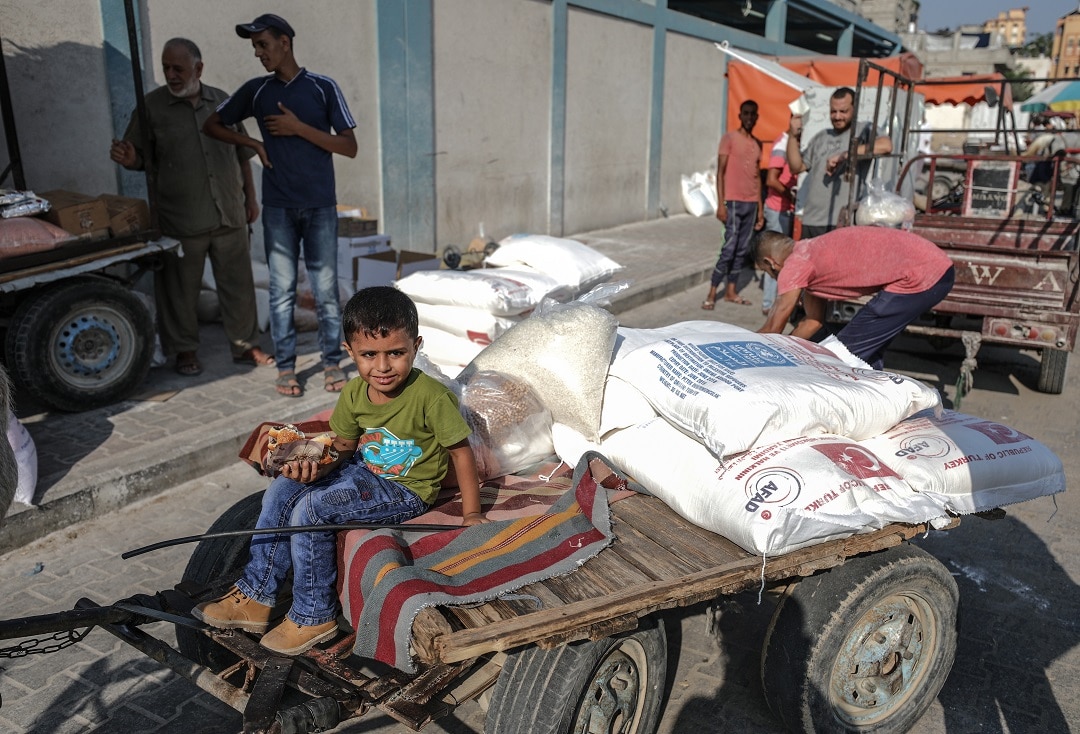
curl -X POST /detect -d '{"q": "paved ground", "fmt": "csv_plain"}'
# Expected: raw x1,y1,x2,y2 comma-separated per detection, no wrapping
1,214,1078,732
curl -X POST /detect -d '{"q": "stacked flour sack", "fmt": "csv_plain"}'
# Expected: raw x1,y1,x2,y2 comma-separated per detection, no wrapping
395,234,623,377
546,320,1066,557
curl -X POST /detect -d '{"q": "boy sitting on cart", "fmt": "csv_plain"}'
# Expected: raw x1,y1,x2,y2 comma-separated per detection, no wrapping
194,286,486,654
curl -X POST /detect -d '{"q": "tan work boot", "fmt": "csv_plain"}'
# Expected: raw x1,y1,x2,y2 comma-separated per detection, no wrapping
192,586,273,633
260,618,339,655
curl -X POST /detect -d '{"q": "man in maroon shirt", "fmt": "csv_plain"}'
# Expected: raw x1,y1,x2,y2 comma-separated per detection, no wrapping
754,227,954,369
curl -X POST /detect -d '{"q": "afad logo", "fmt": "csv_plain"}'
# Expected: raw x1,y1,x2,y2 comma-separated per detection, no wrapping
811,442,904,479
963,421,1033,445
891,434,953,461
851,367,906,385
744,467,802,520
359,427,422,477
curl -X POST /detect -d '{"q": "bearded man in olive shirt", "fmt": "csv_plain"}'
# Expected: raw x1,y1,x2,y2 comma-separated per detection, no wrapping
111,37,273,376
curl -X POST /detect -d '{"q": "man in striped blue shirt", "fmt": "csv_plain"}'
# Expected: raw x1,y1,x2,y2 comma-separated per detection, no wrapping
204,14,357,398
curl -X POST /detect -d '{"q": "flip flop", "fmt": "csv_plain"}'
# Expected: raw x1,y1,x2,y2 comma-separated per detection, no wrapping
175,351,203,377
722,296,753,306
234,348,276,367
324,367,347,393
275,372,303,398
701,300,716,311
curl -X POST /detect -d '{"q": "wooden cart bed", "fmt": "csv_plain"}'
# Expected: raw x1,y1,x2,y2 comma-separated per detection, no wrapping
413,492,948,667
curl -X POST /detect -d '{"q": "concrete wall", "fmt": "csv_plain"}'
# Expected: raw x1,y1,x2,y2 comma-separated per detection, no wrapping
659,31,727,216
432,0,552,243
563,9,652,233
0,1,115,194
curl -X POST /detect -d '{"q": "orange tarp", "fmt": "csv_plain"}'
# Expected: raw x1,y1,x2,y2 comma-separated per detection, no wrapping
917,74,1013,109
725,53,924,167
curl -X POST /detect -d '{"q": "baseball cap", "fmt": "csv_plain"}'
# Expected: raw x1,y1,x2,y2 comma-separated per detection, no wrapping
235,14,295,39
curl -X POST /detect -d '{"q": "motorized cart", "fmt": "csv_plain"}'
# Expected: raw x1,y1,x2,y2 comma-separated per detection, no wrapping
0,454,966,734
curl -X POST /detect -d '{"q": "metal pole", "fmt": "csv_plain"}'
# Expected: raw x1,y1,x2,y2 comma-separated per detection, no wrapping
0,34,26,190
123,0,160,235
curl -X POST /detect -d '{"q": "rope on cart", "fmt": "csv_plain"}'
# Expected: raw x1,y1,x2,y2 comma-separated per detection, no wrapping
954,332,982,409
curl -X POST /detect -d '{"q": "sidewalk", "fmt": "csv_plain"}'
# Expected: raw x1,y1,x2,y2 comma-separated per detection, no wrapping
3,214,722,554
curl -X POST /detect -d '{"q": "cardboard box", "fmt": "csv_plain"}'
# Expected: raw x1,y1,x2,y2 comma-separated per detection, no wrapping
39,190,110,237
98,194,150,237
338,216,379,237
355,249,440,290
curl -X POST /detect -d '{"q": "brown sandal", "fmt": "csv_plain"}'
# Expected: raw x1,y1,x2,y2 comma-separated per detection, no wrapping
324,367,347,393
175,351,203,377
275,372,303,398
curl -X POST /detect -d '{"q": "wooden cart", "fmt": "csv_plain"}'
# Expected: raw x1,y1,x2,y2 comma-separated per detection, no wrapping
0,455,964,734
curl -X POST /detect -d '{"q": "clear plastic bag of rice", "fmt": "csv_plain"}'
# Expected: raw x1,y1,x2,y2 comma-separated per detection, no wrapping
855,178,915,229
459,370,553,479
459,282,628,441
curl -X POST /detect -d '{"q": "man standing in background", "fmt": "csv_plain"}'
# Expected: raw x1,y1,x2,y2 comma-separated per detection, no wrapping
111,37,273,378
702,100,763,310
204,13,357,398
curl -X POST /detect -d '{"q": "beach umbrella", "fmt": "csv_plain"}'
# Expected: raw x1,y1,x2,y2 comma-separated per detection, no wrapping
1020,80,1080,113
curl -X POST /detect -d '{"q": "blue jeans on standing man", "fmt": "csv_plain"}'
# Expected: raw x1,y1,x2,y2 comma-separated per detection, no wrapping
235,456,428,627
262,205,344,373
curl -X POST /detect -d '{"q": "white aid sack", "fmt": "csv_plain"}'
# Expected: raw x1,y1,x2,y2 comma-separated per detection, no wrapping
681,172,718,217
861,409,1066,514
415,302,522,345
396,267,567,315
594,418,945,556
460,301,617,441
487,234,623,294
610,330,941,460
418,326,485,374
598,376,657,438
612,321,752,365
6,413,37,506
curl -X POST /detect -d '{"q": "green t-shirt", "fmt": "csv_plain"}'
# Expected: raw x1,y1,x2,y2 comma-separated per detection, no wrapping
328,369,471,505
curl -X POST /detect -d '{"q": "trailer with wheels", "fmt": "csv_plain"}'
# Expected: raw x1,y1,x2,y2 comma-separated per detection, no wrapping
0,455,967,734
0,237,178,411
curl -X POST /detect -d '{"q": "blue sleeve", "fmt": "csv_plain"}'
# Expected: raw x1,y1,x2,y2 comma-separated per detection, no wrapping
215,79,257,127
322,77,357,132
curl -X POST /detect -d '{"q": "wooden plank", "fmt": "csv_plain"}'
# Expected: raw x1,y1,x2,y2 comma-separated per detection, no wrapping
432,523,931,663
613,496,748,567
605,521,702,579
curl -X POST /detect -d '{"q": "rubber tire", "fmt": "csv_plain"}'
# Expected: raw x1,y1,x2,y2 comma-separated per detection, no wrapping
760,544,958,734
485,620,668,734
4,277,153,412
1037,347,1068,394
176,491,264,670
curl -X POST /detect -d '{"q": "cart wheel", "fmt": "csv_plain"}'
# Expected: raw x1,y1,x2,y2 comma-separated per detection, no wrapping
4,277,153,412
485,620,667,734
760,544,958,734
1037,348,1068,394
176,491,264,670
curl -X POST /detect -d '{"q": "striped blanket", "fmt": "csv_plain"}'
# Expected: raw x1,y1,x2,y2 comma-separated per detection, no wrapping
338,455,629,672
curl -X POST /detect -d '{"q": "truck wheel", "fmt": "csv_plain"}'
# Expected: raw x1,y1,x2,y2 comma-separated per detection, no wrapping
485,620,668,734
4,278,153,411
176,491,264,670
1037,348,1068,394
760,544,958,733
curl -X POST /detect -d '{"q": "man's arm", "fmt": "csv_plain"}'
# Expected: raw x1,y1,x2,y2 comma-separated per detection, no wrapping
789,292,826,340
203,111,269,168
759,288,801,334
786,118,807,175
263,103,358,158
240,158,259,224
765,167,787,195
716,153,728,221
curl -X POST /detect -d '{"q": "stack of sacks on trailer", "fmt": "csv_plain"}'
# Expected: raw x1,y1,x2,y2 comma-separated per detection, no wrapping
543,321,1065,556
395,234,622,377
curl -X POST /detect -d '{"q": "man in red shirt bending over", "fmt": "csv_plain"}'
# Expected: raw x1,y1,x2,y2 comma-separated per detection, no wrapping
754,227,954,370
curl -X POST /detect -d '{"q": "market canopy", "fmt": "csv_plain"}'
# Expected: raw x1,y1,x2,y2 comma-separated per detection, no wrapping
919,74,1013,110
1020,80,1080,113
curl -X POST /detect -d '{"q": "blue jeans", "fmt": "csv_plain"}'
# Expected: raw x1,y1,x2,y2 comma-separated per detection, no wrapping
711,200,758,287
236,457,428,626
762,207,793,310
837,266,956,371
262,205,344,373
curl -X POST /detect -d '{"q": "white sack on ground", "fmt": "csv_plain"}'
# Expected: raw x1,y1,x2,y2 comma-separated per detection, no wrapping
396,267,567,315
558,417,945,556
6,413,36,506
487,234,623,294
861,409,1066,514
415,302,522,345
610,330,941,460
681,171,718,217
460,301,617,441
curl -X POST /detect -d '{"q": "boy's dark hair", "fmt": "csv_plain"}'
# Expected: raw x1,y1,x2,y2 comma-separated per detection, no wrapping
342,287,419,341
